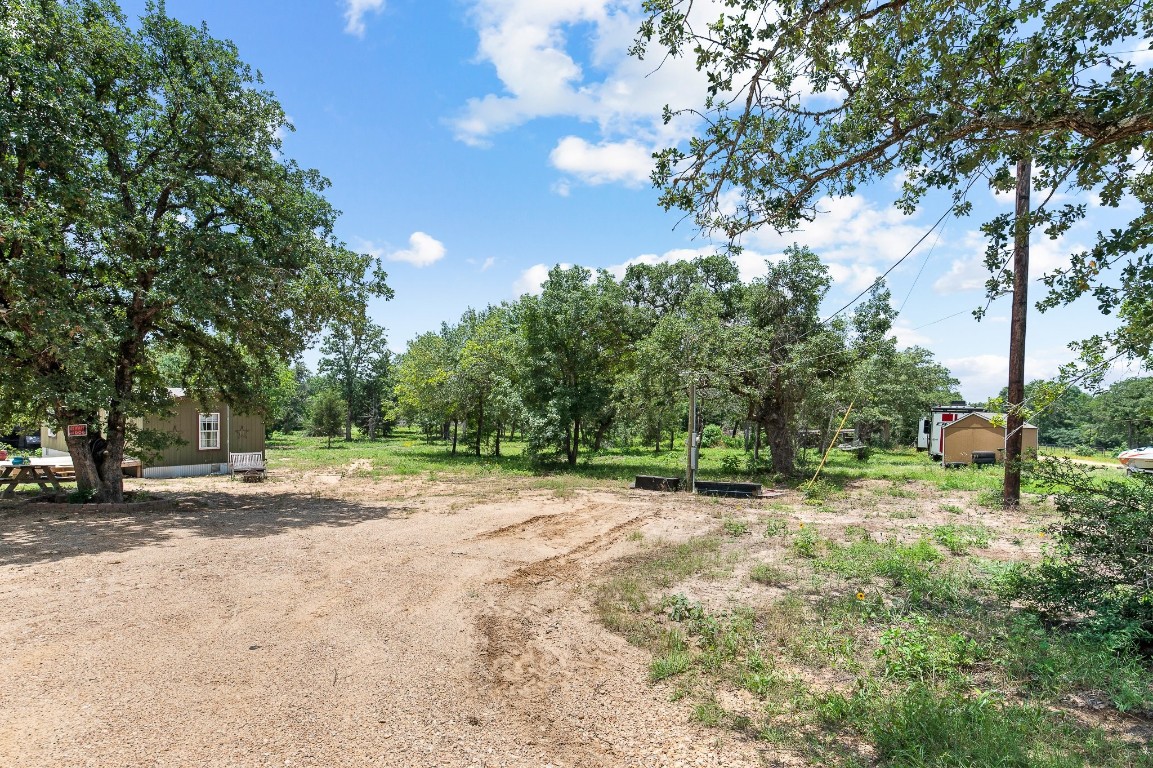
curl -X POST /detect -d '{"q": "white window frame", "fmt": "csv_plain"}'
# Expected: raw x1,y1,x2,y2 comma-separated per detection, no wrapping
199,412,221,451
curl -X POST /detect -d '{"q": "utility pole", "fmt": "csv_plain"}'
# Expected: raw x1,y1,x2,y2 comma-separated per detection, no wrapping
686,379,697,493
1003,157,1031,507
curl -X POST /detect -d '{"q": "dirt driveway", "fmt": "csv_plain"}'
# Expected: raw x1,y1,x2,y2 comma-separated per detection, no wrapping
0,473,762,767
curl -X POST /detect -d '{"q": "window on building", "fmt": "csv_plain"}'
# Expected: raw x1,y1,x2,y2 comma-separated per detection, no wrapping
199,412,221,450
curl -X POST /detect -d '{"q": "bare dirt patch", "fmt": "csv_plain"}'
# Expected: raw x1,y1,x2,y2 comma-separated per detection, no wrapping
0,472,764,767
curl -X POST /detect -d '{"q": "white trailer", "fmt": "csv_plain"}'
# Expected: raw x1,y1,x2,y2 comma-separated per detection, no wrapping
923,403,983,461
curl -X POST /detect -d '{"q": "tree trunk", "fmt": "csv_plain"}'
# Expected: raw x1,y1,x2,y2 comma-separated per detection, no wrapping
1004,157,1031,508
367,395,379,441
100,410,127,503
592,417,612,452
344,406,353,441
567,419,580,466
475,398,484,457
763,410,795,476
65,429,103,501
494,421,501,457
451,420,458,456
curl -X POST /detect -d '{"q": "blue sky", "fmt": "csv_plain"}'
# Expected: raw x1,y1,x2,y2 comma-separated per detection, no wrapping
122,0,1149,401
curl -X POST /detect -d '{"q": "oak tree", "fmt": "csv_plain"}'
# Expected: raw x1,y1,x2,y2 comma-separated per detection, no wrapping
0,1,389,500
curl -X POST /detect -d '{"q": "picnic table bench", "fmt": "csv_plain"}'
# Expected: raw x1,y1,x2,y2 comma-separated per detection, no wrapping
0,461,66,499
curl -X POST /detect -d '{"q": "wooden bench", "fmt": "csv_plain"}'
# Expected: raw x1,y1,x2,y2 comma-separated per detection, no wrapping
229,452,266,480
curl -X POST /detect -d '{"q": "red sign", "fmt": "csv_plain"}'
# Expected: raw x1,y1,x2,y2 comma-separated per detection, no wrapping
67,424,88,437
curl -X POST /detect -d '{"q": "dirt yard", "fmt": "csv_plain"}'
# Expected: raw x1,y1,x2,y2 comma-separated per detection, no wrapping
0,471,769,768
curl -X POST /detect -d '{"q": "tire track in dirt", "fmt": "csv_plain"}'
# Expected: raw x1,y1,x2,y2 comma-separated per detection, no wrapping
471,498,683,765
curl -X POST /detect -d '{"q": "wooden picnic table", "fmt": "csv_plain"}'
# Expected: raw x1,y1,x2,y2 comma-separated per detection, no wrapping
0,461,66,499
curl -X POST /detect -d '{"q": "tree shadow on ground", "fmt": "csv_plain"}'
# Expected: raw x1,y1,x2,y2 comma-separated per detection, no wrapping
0,489,409,567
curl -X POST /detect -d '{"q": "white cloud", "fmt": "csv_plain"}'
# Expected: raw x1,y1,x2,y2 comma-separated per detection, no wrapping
361,232,446,268
943,352,1078,402
344,0,386,38
891,323,932,349
480,256,496,271
514,262,572,295
549,137,652,186
932,232,1087,295
1125,39,1153,67
452,0,709,147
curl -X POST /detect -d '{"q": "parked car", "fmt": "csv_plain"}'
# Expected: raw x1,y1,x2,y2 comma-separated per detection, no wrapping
1,431,40,450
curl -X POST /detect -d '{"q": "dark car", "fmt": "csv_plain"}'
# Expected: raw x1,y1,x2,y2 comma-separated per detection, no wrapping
1,431,40,450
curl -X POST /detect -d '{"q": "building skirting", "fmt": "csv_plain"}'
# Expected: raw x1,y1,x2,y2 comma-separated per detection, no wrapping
143,463,226,479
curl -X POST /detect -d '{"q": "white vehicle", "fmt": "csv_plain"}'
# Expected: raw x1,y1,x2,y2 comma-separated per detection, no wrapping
1118,447,1153,474
923,402,984,461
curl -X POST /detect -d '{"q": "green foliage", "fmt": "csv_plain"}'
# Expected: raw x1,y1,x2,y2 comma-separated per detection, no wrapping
266,361,314,434
700,424,725,447
867,686,1119,768
519,266,629,466
993,614,1153,713
633,0,1153,364
309,389,346,448
0,0,389,501
802,478,838,503
596,523,1153,768
649,649,693,682
319,317,390,441
931,524,991,555
1007,461,1153,641
66,487,97,504
792,525,819,558
876,617,983,683
749,562,787,586
722,517,749,536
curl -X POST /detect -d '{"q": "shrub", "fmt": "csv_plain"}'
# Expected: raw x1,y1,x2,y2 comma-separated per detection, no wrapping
720,454,743,476
1010,460,1153,642
722,518,750,536
792,525,820,558
701,424,725,447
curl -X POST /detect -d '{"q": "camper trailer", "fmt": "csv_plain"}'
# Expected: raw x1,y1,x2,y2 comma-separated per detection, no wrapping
919,402,1040,466
923,402,984,460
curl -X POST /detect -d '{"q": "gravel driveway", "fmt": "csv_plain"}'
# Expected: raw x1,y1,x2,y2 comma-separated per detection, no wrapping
0,474,761,767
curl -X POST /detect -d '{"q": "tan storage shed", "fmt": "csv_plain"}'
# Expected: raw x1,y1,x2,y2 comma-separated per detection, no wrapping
41,389,264,479
940,412,1038,466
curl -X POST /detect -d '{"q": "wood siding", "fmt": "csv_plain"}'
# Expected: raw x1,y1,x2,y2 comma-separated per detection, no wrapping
145,401,264,467
941,418,1038,465
40,400,264,469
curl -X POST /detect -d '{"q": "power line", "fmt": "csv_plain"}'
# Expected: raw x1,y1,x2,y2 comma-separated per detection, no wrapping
898,218,947,314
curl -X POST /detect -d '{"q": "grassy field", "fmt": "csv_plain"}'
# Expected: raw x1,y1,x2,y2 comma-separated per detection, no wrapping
267,427,1015,492
594,482,1153,767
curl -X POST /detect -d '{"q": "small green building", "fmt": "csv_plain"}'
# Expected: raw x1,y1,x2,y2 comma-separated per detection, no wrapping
41,389,265,479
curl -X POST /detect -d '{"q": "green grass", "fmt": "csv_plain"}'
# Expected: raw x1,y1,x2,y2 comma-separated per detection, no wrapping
722,517,750,536
595,524,1153,767
749,562,787,585
264,430,1016,494
929,524,992,554
594,537,734,645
